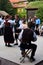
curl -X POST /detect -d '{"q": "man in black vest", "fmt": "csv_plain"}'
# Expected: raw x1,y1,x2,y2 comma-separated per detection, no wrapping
14,14,21,45
19,23,37,62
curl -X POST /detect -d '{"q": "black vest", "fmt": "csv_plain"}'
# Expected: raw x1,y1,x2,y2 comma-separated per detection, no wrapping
15,19,20,33
22,28,34,43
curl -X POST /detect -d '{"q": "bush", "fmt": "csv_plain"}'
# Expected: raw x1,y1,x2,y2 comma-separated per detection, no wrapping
17,8,26,18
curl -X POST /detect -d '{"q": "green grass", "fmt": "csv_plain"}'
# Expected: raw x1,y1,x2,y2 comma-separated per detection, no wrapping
27,1,43,8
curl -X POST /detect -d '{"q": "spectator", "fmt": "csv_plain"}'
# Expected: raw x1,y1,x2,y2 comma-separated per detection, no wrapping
34,16,40,35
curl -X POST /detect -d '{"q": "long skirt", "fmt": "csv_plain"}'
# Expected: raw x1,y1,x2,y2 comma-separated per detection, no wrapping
4,27,14,43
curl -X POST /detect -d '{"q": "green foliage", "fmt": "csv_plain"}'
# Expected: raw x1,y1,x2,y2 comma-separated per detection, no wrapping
0,0,17,16
17,8,26,18
27,0,43,2
35,0,43,1
27,1,43,23
0,0,7,10
27,1,43,8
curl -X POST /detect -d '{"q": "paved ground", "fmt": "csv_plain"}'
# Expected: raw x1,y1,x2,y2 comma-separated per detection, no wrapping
0,35,43,65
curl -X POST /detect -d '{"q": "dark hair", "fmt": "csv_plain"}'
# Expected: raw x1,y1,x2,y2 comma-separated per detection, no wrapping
5,15,10,20
28,22,32,28
15,14,19,18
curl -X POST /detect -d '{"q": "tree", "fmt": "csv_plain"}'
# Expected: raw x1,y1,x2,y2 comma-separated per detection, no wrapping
27,0,42,2
0,0,17,16
27,1,43,23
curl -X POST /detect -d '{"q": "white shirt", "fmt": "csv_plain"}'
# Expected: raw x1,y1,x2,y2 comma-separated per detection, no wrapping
0,19,5,28
0,17,3,23
41,26,43,30
18,23,28,29
18,30,24,40
8,19,14,24
19,20,23,25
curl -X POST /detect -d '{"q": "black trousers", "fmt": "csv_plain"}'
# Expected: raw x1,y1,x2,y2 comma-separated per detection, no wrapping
15,33,19,40
15,29,21,42
20,43,37,58
36,24,39,29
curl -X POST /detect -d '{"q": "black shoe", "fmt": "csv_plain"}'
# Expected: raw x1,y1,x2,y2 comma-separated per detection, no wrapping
8,45,12,47
30,57,35,62
5,44,7,46
14,43,18,45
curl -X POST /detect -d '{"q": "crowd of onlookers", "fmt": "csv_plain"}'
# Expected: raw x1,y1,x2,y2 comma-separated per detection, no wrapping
28,15,43,36
0,14,43,37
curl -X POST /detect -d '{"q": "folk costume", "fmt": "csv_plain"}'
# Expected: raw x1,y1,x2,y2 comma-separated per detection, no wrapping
14,19,21,45
4,20,14,46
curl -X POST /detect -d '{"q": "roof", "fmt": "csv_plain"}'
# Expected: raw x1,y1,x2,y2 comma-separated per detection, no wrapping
12,2,27,8
9,0,27,3
0,11,9,16
9,0,27,8
10,0,27,8
26,8,38,10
